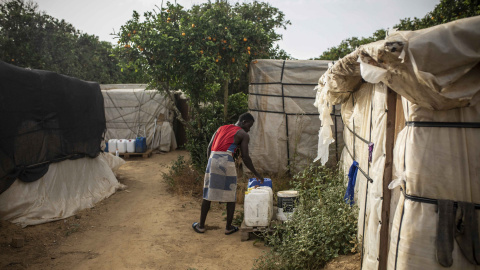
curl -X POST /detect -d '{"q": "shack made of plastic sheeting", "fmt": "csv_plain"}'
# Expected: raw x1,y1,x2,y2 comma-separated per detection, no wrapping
248,59,342,173
0,153,125,227
387,99,480,270
338,83,388,270
101,85,177,152
315,16,480,270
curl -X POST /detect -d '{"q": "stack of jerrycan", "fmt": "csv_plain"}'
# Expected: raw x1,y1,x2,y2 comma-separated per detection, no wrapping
244,178,273,227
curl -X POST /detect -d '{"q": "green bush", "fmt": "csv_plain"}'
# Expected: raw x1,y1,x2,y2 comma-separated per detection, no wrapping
162,155,203,197
253,164,358,270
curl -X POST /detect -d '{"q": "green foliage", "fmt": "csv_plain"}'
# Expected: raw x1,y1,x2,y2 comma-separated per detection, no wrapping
0,0,144,83
315,0,480,60
114,0,290,111
394,0,480,30
254,164,358,270
186,102,225,171
315,29,386,60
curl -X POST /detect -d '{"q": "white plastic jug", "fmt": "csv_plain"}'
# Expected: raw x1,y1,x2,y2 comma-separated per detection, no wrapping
117,139,127,153
126,139,135,153
108,139,117,154
244,187,273,227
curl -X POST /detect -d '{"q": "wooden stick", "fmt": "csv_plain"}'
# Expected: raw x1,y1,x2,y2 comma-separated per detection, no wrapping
379,87,397,270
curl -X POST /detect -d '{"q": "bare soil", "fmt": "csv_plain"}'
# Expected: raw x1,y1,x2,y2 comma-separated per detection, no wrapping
0,150,359,270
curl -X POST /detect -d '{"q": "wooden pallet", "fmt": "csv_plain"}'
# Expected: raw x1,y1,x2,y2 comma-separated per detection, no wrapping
240,207,280,241
118,149,153,158
240,221,275,241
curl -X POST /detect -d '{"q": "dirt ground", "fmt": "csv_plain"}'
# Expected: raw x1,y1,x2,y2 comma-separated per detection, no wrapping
0,150,359,270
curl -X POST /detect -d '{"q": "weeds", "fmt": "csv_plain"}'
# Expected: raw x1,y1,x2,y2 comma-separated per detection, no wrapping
253,163,358,270
162,155,203,198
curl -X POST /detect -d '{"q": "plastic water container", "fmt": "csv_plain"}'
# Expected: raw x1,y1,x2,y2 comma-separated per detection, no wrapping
135,137,147,153
244,187,273,227
277,190,299,212
248,178,272,189
126,139,135,153
117,139,127,153
108,139,117,154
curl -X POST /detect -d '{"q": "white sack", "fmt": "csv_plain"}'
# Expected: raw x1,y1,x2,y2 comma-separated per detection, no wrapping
0,153,125,227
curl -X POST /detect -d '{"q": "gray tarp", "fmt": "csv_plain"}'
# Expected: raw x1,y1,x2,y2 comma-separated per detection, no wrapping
101,85,177,152
248,59,341,173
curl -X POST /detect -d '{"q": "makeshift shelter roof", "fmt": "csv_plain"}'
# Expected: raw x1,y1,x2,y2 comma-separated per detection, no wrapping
317,16,480,110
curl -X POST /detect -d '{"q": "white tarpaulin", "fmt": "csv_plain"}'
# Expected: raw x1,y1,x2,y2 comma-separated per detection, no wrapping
101,85,177,152
0,153,125,227
314,16,480,270
248,59,342,173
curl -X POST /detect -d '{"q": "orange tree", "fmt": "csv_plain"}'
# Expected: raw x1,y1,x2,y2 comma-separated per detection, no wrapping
114,0,289,126
114,1,289,169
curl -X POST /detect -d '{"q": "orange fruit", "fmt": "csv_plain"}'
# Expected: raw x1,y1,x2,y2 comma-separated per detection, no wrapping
247,51,250,55
11,59,14,62
213,38,216,41
128,33,131,37
245,64,248,67
133,30,136,34
223,40,227,44
182,32,185,36
192,24,195,27
208,36,211,40
231,58,235,62
140,48,144,51
243,37,247,42
167,17,171,21
215,59,219,63
225,27,228,30
200,50,203,54
247,47,251,51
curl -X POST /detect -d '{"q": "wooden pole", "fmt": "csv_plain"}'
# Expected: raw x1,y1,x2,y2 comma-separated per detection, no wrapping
379,87,397,270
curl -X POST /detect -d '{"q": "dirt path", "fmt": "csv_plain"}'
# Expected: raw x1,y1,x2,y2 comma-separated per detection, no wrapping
0,150,268,270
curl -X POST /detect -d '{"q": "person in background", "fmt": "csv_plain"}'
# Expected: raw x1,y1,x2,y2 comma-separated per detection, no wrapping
192,112,264,235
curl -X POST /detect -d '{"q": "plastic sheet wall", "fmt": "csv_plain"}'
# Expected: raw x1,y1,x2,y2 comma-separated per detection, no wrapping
101,86,177,152
247,60,341,173
339,83,388,270
387,98,480,269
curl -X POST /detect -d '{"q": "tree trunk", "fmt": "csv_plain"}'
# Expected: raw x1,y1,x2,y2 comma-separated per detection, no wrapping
159,84,192,131
223,79,229,123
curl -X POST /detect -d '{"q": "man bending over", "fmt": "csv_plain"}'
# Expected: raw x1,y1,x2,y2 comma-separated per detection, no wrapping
192,112,264,235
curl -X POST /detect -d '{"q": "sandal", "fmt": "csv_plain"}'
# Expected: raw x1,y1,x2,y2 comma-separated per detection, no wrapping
225,226,239,235
192,222,205,233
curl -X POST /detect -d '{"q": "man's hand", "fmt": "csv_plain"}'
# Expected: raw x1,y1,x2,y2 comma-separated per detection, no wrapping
257,176,264,184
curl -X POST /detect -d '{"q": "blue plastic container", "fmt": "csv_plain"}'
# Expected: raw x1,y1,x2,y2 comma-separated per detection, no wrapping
248,178,272,189
105,142,109,153
135,137,147,153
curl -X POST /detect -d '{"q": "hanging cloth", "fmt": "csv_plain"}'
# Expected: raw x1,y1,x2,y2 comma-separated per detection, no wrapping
344,161,359,205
